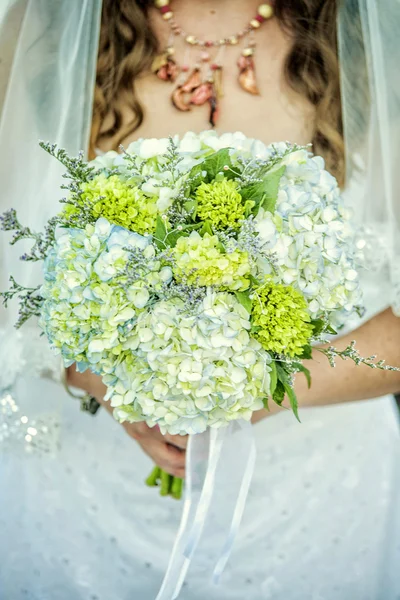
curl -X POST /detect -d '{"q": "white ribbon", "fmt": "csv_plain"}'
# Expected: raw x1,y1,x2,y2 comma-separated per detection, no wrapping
155,419,256,600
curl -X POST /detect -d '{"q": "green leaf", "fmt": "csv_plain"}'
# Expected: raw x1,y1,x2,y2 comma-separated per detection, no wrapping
275,362,302,421
250,325,262,334
325,324,338,335
283,381,301,422
200,221,213,237
260,166,286,212
164,223,201,248
292,362,311,389
187,163,205,193
269,360,278,396
241,165,286,214
311,319,337,338
248,274,262,287
165,230,187,247
311,318,325,337
154,215,168,249
244,199,256,218
275,362,289,383
201,148,235,181
234,290,253,314
272,380,285,406
183,200,198,219
299,344,313,360
262,396,269,411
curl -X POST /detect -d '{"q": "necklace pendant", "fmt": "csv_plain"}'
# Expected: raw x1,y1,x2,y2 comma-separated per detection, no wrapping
154,0,273,127
151,51,179,82
171,68,202,111
190,82,213,106
208,93,219,128
180,68,202,92
237,54,260,95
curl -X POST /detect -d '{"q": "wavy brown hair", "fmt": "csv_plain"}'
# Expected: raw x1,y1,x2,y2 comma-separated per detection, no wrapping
90,0,344,185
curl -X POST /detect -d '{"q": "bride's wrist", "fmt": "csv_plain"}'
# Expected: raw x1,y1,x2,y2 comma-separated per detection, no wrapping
66,365,93,395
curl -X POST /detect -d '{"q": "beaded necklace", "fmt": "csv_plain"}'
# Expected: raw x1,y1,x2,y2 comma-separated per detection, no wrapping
152,1,274,126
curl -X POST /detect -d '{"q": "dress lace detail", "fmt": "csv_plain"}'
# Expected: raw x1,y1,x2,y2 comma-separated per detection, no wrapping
0,325,60,392
0,382,399,600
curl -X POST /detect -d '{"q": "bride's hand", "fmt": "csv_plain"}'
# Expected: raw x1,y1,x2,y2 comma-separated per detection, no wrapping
123,421,187,478
67,365,187,477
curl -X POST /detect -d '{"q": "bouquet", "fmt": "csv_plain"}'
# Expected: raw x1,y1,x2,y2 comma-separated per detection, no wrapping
1,131,395,499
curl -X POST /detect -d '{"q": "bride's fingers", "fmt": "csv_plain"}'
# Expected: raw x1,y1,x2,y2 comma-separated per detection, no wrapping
147,440,186,477
163,443,186,478
164,433,188,450
125,421,163,442
139,423,188,450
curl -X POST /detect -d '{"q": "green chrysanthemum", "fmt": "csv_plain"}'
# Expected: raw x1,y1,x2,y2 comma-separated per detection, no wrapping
173,232,250,291
66,174,158,235
252,281,313,357
195,179,245,229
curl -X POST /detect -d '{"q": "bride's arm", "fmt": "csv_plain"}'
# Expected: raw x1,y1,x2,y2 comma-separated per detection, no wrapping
253,307,400,423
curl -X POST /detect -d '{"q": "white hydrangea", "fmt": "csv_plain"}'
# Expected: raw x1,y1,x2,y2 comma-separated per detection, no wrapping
198,130,271,160
103,291,271,435
39,218,171,369
254,147,362,324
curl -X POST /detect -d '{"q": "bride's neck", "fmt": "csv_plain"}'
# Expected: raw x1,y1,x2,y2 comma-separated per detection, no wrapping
172,0,256,10
158,0,261,36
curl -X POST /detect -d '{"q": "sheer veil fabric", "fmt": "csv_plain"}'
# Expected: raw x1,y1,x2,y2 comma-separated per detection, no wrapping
338,0,400,313
1,2,400,599
0,0,102,390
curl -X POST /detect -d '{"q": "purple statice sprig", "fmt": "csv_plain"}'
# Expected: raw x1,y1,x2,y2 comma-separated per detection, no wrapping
165,204,192,229
319,341,400,372
217,217,278,270
0,276,43,328
38,142,101,231
119,145,144,180
39,142,98,184
120,246,173,290
120,138,184,182
159,277,207,314
0,208,28,243
159,137,184,177
211,218,258,255
0,209,59,262
58,195,97,230
234,142,311,188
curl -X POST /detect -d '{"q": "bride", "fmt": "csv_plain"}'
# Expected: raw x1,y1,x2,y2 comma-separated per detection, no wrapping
1,1,400,598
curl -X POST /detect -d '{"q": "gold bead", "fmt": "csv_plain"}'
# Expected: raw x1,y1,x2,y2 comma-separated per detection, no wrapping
155,0,169,7
250,19,261,29
186,35,197,44
229,36,239,45
166,46,175,55
242,47,254,57
258,3,274,19
163,11,173,20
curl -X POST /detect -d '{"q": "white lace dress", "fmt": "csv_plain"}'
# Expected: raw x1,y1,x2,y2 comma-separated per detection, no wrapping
1,247,400,600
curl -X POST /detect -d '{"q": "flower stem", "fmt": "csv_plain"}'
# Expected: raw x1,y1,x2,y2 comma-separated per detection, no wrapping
171,476,183,500
160,469,171,496
145,464,184,500
145,465,161,487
